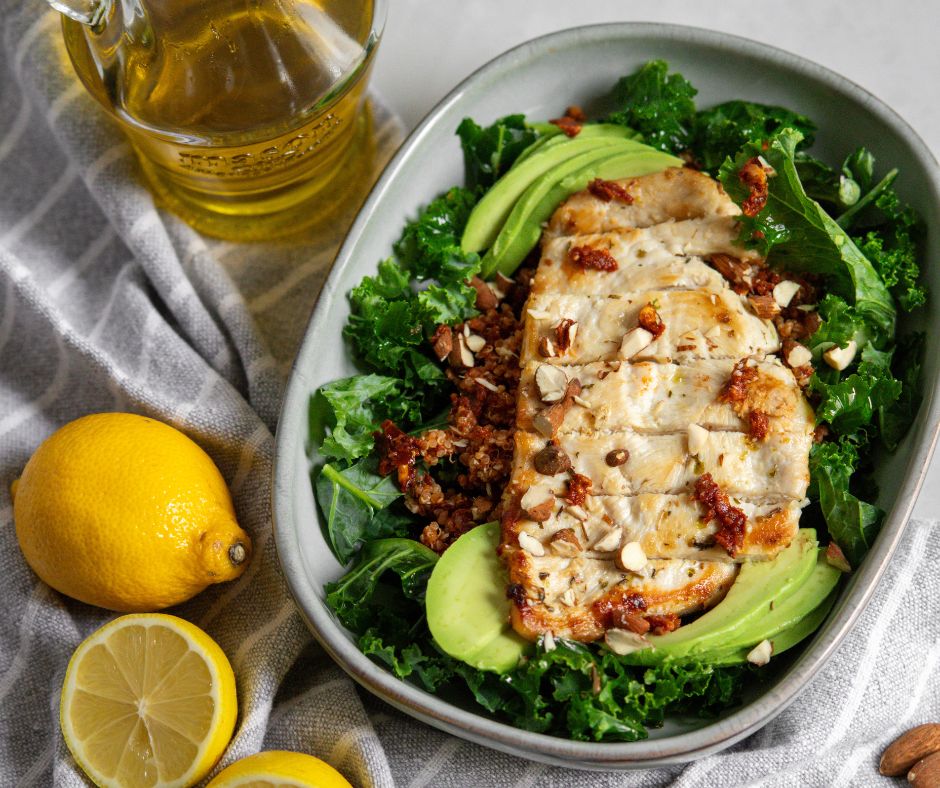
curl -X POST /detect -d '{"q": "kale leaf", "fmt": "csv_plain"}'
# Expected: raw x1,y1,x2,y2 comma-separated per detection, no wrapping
692,100,816,172
315,460,408,564
456,114,541,191
393,187,481,284
853,189,926,311
718,129,896,343
879,332,925,450
343,188,482,411
326,548,746,742
607,60,697,154
808,438,883,566
310,373,416,462
324,537,438,628
811,348,902,435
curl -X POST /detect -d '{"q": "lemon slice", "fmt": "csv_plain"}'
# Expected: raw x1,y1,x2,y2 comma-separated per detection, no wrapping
60,614,237,788
206,751,352,788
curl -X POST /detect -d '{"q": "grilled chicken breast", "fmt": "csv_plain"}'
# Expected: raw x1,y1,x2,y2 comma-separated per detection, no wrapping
500,167,815,642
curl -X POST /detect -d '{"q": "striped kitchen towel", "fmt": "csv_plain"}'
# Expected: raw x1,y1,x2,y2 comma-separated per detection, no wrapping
1,2,938,786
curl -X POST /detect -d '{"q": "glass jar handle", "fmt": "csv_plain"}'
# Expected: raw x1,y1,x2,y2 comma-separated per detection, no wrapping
46,0,110,28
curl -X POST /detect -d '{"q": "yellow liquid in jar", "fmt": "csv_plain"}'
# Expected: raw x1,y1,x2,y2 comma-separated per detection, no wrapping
62,0,377,240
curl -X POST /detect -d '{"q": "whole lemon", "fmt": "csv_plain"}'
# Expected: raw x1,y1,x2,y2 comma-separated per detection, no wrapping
12,413,251,612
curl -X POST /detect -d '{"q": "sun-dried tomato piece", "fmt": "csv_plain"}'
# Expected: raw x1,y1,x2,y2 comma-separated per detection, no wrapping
564,105,587,122
694,473,748,557
549,115,582,137
565,472,592,507
637,303,666,339
645,613,681,636
375,420,420,491
739,156,769,217
720,358,759,404
748,410,770,441
568,245,618,271
588,178,634,204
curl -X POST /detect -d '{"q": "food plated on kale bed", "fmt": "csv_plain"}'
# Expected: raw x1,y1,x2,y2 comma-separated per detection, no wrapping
311,61,925,741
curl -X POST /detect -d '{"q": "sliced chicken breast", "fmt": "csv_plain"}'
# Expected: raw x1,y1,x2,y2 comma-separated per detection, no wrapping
523,290,779,364
500,166,814,643
504,541,739,641
511,429,812,500
546,167,758,238
516,358,815,437
534,219,749,297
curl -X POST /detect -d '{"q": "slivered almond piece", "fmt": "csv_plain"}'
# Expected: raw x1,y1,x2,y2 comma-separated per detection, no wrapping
786,343,812,368
465,333,486,353
773,280,802,308
616,541,647,573
448,335,474,368
593,527,623,553
746,639,773,666
538,336,557,358
533,379,581,438
824,340,857,371
687,423,709,456
564,504,588,522
520,485,553,512
518,531,545,557
535,364,568,403
748,294,780,318
549,528,582,557
604,628,649,655
619,327,654,359
880,724,940,777
543,631,556,652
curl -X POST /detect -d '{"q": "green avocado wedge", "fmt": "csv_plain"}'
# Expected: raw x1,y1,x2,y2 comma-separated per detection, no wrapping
709,589,840,666
478,145,682,278
461,124,644,254
425,521,530,673
622,529,820,666
715,550,842,655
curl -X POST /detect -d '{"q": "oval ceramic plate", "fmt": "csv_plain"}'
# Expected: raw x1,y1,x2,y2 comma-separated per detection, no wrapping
273,23,940,769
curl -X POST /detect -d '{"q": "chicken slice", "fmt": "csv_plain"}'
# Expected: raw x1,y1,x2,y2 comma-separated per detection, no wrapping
512,429,811,500
505,543,739,642
517,358,815,437
507,486,801,565
534,218,751,297
547,167,754,237
523,290,779,365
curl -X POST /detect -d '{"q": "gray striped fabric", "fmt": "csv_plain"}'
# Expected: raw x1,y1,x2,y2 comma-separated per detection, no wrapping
1,3,936,787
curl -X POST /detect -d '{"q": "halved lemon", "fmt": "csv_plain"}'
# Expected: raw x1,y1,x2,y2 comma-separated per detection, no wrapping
60,614,237,788
206,751,352,787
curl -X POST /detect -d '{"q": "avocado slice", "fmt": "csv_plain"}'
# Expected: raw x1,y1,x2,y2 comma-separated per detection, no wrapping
425,521,530,673
715,551,841,655
512,123,641,167
710,589,839,666
478,145,682,278
622,529,819,666
461,127,646,255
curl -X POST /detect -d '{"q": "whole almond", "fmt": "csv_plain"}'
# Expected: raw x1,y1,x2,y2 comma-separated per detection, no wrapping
908,750,940,787
880,723,940,776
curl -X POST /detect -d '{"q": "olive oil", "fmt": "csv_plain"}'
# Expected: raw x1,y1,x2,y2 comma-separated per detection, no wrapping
61,0,380,239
